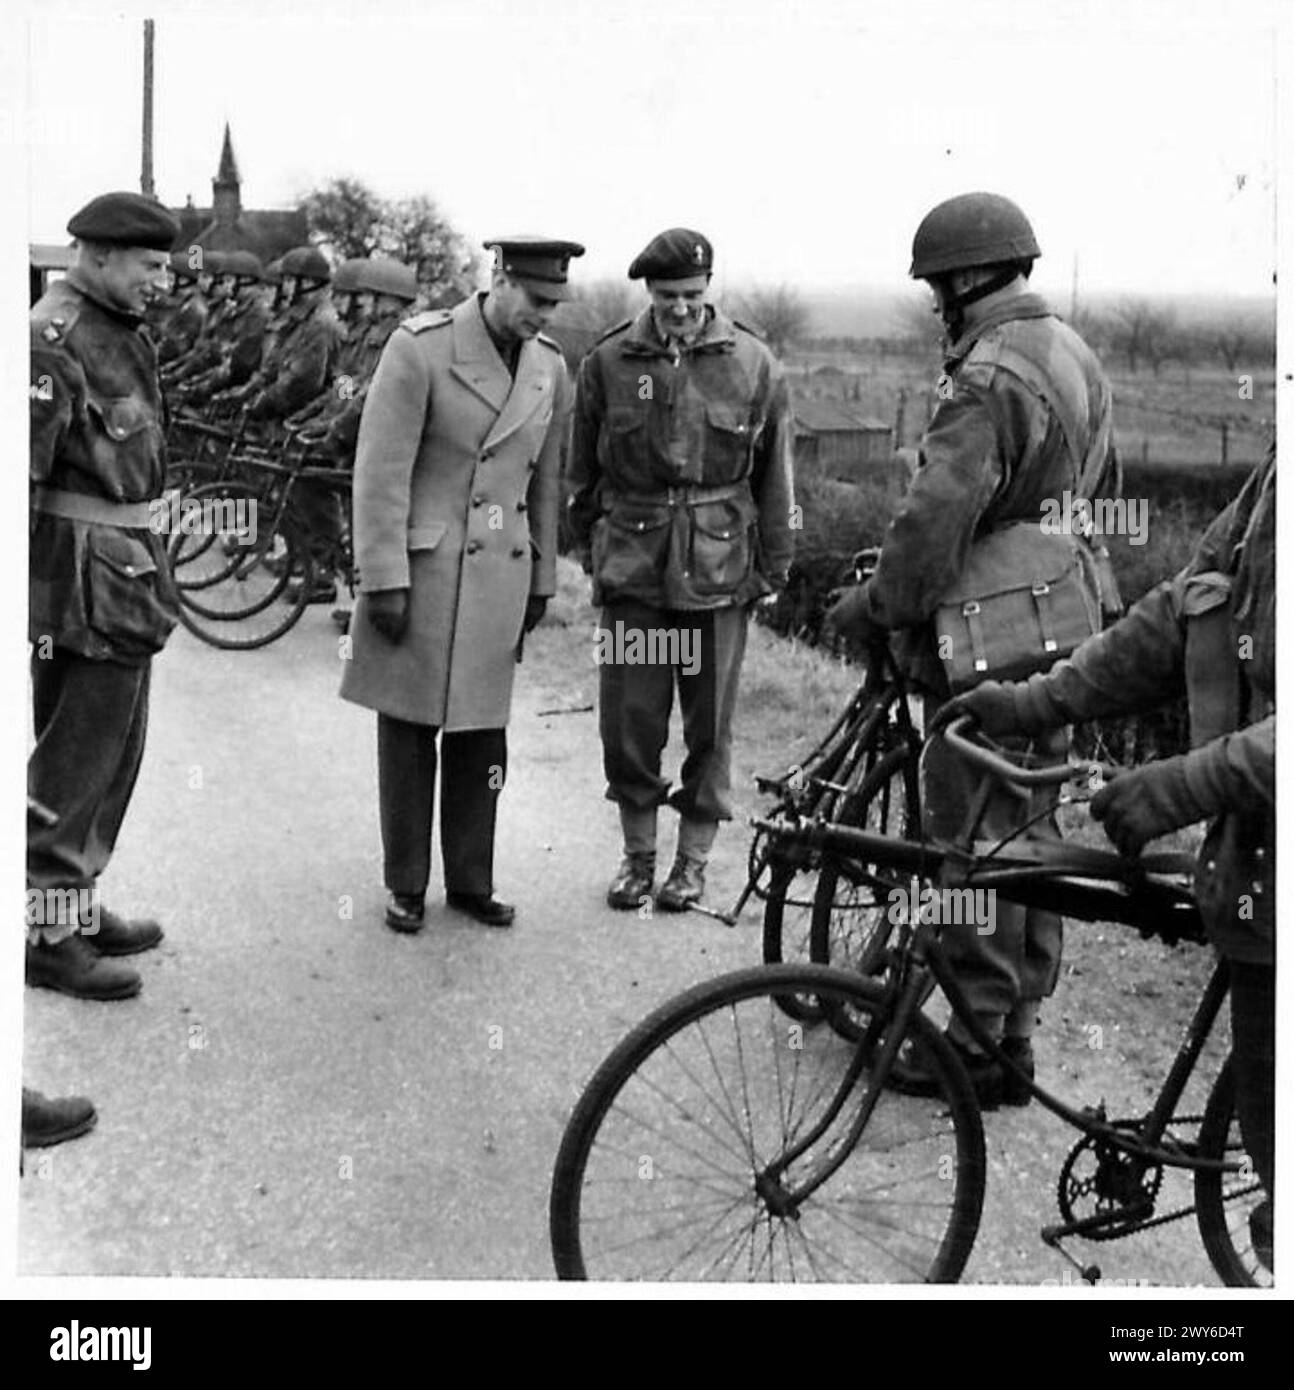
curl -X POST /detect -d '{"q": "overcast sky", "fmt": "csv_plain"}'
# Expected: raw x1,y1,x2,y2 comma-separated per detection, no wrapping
8,0,1284,300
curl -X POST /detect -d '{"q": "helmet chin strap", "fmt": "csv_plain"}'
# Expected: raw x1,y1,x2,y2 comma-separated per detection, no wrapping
939,266,1020,341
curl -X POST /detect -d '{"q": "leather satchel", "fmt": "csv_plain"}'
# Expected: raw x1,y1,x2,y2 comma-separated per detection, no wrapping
933,521,1101,692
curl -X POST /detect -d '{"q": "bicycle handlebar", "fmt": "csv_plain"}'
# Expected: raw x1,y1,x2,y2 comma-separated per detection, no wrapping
941,715,1119,791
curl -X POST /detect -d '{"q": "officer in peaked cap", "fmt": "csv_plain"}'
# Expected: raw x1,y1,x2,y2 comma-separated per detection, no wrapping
28,190,182,1009
341,233,583,931
485,236,584,305
568,226,795,916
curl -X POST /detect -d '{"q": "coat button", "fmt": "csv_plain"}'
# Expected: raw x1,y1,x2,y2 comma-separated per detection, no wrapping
1205,860,1216,872
472,495,484,507
511,546,525,558
466,540,482,554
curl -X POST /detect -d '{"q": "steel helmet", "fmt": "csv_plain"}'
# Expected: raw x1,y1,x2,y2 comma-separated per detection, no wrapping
222,250,263,283
262,257,283,285
169,250,200,282
279,245,331,284
196,248,228,278
909,192,1040,279
332,258,367,294
354,257,419,301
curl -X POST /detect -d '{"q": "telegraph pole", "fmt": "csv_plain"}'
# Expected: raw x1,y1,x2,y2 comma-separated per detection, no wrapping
141,19,155,197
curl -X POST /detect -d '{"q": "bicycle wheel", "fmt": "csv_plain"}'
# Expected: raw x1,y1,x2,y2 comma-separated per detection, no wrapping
811,743,921,977
759,839,831,1019
1195,1057,1273,1287
550,964,986,1282
169,487,315,651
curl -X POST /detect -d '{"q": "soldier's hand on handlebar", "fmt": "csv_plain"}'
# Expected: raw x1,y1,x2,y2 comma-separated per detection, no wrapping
931,676,1063,739
366,587,410,643
1089,756,1206,858
822,583,884,646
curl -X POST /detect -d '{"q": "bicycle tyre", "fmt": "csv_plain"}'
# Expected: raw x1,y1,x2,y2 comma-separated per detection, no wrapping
1194,1057,1273,1287
809,743,922,977
550,963,985,1282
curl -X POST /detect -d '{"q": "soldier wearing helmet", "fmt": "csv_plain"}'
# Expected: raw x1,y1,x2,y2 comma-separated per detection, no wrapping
220,245,341,421
153,249,211,365
826,192,1122,1108
285,257,421,609
176,251,270,404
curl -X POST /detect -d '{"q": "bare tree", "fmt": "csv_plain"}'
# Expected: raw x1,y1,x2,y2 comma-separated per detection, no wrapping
731,283,812,358
891,289,944,355
569,277,643,333
297,178,478,304
1110,298,1178,375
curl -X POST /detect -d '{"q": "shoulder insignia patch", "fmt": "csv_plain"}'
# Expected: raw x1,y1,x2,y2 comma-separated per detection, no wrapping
402,308,453,334
595,318,632,345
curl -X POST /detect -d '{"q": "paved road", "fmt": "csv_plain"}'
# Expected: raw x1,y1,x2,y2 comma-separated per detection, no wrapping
20,592,1227,1287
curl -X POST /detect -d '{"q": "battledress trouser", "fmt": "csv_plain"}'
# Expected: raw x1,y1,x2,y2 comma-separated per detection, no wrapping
598,599,748,823
921,693,1067,1030
27,647,151,911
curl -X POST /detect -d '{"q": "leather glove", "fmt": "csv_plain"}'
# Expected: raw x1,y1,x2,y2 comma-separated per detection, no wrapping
523,595,548,633
1089,755,1208,857
929,675,1064,739
822,583,884,646
366,587,410,643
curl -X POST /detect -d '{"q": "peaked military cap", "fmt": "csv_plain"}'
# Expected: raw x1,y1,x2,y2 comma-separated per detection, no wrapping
628,228,713,281
67,190,180,251
485,236,585,301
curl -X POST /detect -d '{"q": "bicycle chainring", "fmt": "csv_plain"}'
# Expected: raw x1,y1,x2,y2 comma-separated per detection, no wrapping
1056,1132,1164,1241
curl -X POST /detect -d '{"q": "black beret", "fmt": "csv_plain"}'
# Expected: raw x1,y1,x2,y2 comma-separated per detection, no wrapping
67,191,180,251
628,228,713,281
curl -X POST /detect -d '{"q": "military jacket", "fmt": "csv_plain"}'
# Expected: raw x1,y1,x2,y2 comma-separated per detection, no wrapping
315,309,408,457
255,294,342,417
868,291,1119,692
1034,451,1274,963
154,289,209,364
568,306,795,610
30,272,179,661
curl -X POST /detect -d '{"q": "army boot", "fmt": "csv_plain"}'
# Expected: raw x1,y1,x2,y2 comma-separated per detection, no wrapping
21,1088,97,1148
656,818,718,913
25,933,141,1000
607,806,657,911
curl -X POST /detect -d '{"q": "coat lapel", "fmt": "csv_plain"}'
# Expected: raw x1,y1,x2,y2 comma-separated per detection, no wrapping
449,297,511,414
482,340,551,451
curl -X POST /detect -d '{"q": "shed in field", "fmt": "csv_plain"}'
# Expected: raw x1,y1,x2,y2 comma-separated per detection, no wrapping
793,399,893,477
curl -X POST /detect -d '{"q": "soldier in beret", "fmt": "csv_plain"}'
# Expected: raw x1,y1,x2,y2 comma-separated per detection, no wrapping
28,190,181,1005
341,236,582,931
568,228,795,913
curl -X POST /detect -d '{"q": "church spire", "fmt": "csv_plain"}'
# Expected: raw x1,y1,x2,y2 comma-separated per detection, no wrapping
215,123,240,190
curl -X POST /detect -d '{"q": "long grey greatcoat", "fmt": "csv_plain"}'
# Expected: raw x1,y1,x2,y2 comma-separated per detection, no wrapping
339,295,568,730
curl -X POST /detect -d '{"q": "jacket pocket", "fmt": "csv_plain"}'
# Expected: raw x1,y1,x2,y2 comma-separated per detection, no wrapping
701,401,755,478
86,530,176,656
1183,571,1239,747
602,406,650,470
592,502,672,597
687,496,754,596
408,522,448,552
85,395,161,484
